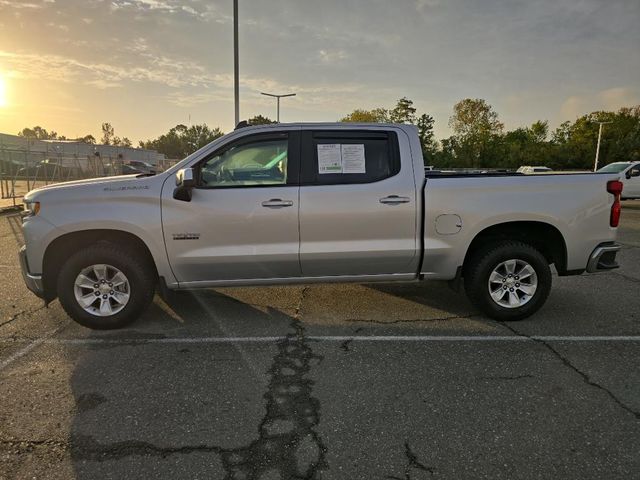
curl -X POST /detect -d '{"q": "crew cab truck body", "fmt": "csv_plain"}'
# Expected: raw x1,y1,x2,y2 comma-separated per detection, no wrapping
20,123,623,329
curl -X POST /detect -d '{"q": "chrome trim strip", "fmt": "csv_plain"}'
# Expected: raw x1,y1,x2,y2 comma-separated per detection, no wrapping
174,273,418,289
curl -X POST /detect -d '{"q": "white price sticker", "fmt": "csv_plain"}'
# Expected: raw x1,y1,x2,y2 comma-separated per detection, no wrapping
317,144,343,174
341,144,366,174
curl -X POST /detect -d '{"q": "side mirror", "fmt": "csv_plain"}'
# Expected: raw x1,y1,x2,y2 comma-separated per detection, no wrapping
173,168,195,202
627,169,640,179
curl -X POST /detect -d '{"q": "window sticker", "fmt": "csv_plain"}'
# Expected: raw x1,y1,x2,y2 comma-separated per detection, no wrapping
317,143,366,174
317,144,343,174
341,144,366,174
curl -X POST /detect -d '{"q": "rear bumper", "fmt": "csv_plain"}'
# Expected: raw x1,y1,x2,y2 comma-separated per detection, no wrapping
586,242,622,273
19,245,45,298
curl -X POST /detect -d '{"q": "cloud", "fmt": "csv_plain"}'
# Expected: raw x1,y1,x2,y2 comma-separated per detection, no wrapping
0,47,370,115
560,87,640,121
415,0,441,11
0,49,212,88
318,49,348,64
560,95,586,120
109,0,228,22
0,0,44,8
599,87,640,111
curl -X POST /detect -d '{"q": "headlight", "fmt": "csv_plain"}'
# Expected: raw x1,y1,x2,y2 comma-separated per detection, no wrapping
23,200,40,216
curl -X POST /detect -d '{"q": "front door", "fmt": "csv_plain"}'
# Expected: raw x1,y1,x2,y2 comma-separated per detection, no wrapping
298,129,419,277
625,164,640,197
162,131,301,284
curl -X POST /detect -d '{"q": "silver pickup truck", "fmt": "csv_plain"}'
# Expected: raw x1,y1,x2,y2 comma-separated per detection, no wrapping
20,123,623,329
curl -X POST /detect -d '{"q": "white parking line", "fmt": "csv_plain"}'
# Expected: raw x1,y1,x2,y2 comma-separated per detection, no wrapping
1,335,640,346
0,326,63,371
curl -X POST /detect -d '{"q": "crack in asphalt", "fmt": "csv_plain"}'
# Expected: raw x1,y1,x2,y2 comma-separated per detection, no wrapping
479,374,534,381
213,286,327,479
0,438,223,459
340,327,363,352
386,442,434,480
608,271,640,284
4,285,328,478
345,314,477,325
499,322,640,420
0,305,48,329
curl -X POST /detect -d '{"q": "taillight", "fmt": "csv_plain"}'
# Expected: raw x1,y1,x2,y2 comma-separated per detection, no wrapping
607,180,623,227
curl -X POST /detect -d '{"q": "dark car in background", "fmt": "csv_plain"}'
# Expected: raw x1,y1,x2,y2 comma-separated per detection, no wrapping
126,160,156,174
16,159,83,181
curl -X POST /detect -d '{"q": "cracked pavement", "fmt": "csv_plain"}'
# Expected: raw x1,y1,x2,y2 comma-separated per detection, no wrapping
1,202,640,479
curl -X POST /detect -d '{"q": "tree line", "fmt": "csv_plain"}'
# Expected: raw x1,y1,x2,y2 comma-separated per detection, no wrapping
341,97,640,170
17,101,639,168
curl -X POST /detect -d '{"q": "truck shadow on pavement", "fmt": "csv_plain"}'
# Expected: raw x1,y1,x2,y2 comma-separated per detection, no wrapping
66,282,478,478
68,289,328,479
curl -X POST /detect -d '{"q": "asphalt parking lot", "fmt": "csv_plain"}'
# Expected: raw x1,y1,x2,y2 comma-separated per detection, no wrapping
1,203,639,480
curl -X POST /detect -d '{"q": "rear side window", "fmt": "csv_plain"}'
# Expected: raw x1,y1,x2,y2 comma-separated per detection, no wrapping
301,131,400,185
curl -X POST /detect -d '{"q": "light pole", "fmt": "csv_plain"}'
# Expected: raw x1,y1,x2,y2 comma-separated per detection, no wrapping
260,92,296,123
233,0,239,127
593,120,612,172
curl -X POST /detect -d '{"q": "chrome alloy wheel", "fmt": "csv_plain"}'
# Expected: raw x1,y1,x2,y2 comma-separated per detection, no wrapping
73,264,130,317
487,259,538,309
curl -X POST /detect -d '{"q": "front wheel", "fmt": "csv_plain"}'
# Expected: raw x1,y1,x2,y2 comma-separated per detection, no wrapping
464,241,552,321
57,243,156,329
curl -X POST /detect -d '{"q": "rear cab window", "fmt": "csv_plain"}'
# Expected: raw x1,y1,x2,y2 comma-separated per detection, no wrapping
300,130,401,185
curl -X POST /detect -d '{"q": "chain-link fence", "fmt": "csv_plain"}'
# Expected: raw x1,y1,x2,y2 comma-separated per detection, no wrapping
0,145,181,209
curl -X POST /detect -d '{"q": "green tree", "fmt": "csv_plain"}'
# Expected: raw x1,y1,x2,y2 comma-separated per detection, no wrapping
340,108,390,123
247,115,276,125
417,113,438,161
341,98,437,164
389,97,417,124
100,122,115,145
448,98,504,167
18,126,58,140
547,107,640,169
140,123,224,158
75,134,96,144
449,98,504,139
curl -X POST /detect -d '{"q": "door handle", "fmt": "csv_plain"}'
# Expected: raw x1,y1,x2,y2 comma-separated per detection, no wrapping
261,198,294,208
379,195,411,205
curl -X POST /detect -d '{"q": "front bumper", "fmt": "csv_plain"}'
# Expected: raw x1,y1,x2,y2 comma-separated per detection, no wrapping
19,245,45,298
586,242,622,273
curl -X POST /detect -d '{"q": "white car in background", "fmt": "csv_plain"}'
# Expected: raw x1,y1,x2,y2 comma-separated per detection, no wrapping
598,162,640,199
517,166,553,174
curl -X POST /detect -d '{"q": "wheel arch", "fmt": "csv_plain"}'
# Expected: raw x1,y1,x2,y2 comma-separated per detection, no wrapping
462,221,568,277
42,229,158,301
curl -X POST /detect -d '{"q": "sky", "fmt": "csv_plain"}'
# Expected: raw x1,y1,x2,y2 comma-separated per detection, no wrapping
0,0,638,143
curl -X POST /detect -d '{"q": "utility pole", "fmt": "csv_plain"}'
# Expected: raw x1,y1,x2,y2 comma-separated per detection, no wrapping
260,92,296,123
233,0,239,127
593,121,612,171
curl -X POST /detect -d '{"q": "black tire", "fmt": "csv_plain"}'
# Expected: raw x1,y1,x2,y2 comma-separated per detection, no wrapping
464,241,552,321
57,243,156,329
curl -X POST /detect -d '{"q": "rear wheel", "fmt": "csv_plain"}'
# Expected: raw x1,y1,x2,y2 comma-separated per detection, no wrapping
57,243,156,329
464,241,551,321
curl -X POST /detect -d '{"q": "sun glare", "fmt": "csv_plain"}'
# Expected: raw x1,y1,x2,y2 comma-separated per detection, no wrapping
0,76,7,108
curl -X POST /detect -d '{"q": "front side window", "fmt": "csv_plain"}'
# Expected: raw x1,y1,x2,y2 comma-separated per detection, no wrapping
199,137,288,188
598,163,630,173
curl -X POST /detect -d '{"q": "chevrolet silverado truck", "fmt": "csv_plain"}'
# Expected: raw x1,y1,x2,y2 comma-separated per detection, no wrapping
20,123,624,329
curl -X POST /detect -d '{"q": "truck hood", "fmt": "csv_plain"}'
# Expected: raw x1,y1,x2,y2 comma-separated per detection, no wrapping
24,174,159,203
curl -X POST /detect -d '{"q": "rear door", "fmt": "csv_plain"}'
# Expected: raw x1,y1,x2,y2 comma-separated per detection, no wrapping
298,128,419,277
162,130,301,284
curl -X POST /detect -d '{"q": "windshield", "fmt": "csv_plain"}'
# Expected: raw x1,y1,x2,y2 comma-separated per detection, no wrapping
598,162,630,173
